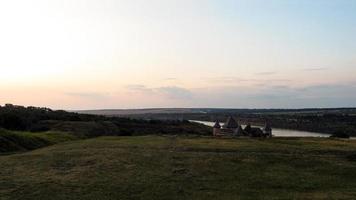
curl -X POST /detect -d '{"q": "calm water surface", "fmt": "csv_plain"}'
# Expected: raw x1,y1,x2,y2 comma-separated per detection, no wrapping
191,120,331,137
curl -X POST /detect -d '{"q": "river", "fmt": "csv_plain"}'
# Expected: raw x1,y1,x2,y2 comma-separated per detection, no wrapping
191,120,331,137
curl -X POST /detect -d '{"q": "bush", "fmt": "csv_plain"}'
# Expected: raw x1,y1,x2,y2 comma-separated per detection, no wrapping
330,130,350,139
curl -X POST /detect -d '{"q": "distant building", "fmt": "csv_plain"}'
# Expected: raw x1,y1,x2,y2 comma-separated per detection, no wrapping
213,116,272,138
234,125,245,137
222,116,239,135
263,122,272,137
213,121,222,136
223,116,239,129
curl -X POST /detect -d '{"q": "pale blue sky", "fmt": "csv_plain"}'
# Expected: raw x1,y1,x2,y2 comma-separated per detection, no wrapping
0,0,355,109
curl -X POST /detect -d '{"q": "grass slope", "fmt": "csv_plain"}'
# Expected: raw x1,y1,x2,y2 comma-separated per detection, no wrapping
1,136,356,199
0,129,77,153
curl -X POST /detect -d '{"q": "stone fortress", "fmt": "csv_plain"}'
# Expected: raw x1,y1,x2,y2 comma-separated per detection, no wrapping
213,116,272,137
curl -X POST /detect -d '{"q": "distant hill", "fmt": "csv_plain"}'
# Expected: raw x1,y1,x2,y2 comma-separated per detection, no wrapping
75,107,356,116
75,108,200,116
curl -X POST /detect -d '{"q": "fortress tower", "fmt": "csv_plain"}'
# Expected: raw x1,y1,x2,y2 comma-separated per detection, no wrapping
263,122,272,137
213,121,221,136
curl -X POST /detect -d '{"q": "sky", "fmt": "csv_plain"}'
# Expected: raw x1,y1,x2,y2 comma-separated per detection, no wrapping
0,0,356,109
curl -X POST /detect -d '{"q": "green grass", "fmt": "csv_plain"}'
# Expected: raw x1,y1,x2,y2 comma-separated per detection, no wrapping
1,135,356,199
0,129,78,153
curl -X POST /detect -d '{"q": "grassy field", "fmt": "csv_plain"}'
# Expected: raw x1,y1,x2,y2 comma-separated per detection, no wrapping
1,136,356,200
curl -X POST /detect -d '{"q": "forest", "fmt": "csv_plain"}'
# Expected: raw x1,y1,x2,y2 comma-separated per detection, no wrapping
107,108,356,137
0,104,210,137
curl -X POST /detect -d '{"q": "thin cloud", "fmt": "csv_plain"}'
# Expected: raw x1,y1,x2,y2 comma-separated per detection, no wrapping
303,67,329,71
125,85,153,93
205,76,289,84
65,92,110,100
267,79,291,82
157,86,193,100
126,85,193,100
205,76,258,83
254,71,277,75
164,78,178,81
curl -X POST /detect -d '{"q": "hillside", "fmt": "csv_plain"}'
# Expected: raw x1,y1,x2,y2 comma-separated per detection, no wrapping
0,129,78,153
1,136,356,199
0,104,211,153
75,108,198,116
76,108,356,116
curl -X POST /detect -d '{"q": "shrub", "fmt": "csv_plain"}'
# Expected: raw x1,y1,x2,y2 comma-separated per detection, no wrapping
330,130,350,139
